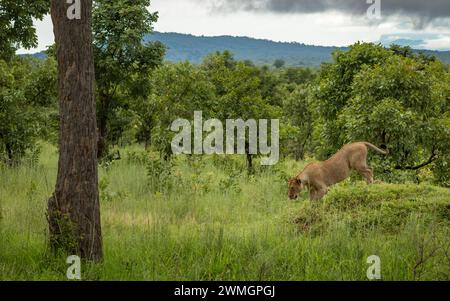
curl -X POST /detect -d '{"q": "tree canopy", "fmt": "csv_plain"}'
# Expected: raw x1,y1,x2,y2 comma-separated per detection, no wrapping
93,0,165,157
313,43,450,185
0,0,49,60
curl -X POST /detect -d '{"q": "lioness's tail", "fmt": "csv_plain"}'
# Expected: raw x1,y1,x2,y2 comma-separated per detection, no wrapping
364,142,389,155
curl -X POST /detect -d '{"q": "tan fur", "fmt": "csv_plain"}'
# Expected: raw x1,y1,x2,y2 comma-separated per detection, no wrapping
288,142,388,200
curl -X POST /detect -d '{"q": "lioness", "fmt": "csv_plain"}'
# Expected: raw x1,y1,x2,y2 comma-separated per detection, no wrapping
288,142,388,200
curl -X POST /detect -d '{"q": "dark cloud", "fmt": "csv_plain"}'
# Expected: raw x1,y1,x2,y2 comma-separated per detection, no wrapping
204,0,450,26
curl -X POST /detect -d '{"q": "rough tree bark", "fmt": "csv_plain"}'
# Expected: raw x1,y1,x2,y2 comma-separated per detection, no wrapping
47,0,103,261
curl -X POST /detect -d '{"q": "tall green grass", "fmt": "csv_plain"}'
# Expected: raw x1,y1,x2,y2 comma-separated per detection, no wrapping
0,142,448,280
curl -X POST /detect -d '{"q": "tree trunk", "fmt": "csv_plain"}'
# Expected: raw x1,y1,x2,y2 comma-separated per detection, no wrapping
144,134,150,150
246,152,253,174
5,142,14,166
245,141,253,174
47,0,103,261
143,116,153,150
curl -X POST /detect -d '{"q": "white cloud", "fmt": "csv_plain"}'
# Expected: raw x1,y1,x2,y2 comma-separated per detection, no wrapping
379,32,450,51
421,35,450,51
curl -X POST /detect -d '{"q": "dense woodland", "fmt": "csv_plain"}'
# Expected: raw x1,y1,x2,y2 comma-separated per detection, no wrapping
2,43,450,185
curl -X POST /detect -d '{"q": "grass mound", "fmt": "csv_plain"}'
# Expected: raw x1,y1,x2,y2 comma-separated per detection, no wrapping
294,182,450,234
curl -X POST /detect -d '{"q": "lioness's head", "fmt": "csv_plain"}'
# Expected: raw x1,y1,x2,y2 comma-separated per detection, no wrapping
288,177,304,200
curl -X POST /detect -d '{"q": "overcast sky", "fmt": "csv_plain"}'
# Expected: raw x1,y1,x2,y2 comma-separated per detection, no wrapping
18,0,450,54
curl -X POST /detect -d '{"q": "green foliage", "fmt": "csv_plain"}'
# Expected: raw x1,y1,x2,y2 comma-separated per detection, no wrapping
147,61,216,157
144,52,285,163
146,154,174,192
200,52,283,171
313,43,450,185
273,59,285,69
431,119,450,187
281,84,315,160
202,51,281,121
0,0,49,60
314,43,391,156
99,175,130,203
0,57,56,164
3,38,449,186
93,0,165,156
281,67,315,86
341,56,449,169
46,210,79,256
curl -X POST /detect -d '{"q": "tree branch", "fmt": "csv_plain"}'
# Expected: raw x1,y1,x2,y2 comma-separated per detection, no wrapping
395,151,437,171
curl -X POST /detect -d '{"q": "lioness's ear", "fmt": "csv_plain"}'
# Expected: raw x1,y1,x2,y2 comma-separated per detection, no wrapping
296,178,302,185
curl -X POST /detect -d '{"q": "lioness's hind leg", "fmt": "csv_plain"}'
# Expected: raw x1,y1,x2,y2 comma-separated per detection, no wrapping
314,188,328,200
353,159,374,184
309,187,317,200
310,183,328,200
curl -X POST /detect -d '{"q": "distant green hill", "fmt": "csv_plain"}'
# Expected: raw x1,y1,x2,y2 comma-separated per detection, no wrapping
27,32,450,66
144,32,345,67
144,32,450,66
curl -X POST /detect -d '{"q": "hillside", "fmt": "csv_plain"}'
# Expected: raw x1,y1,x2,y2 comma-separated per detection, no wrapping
144,32,346,66
27,32,450,66
144,32,450,66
